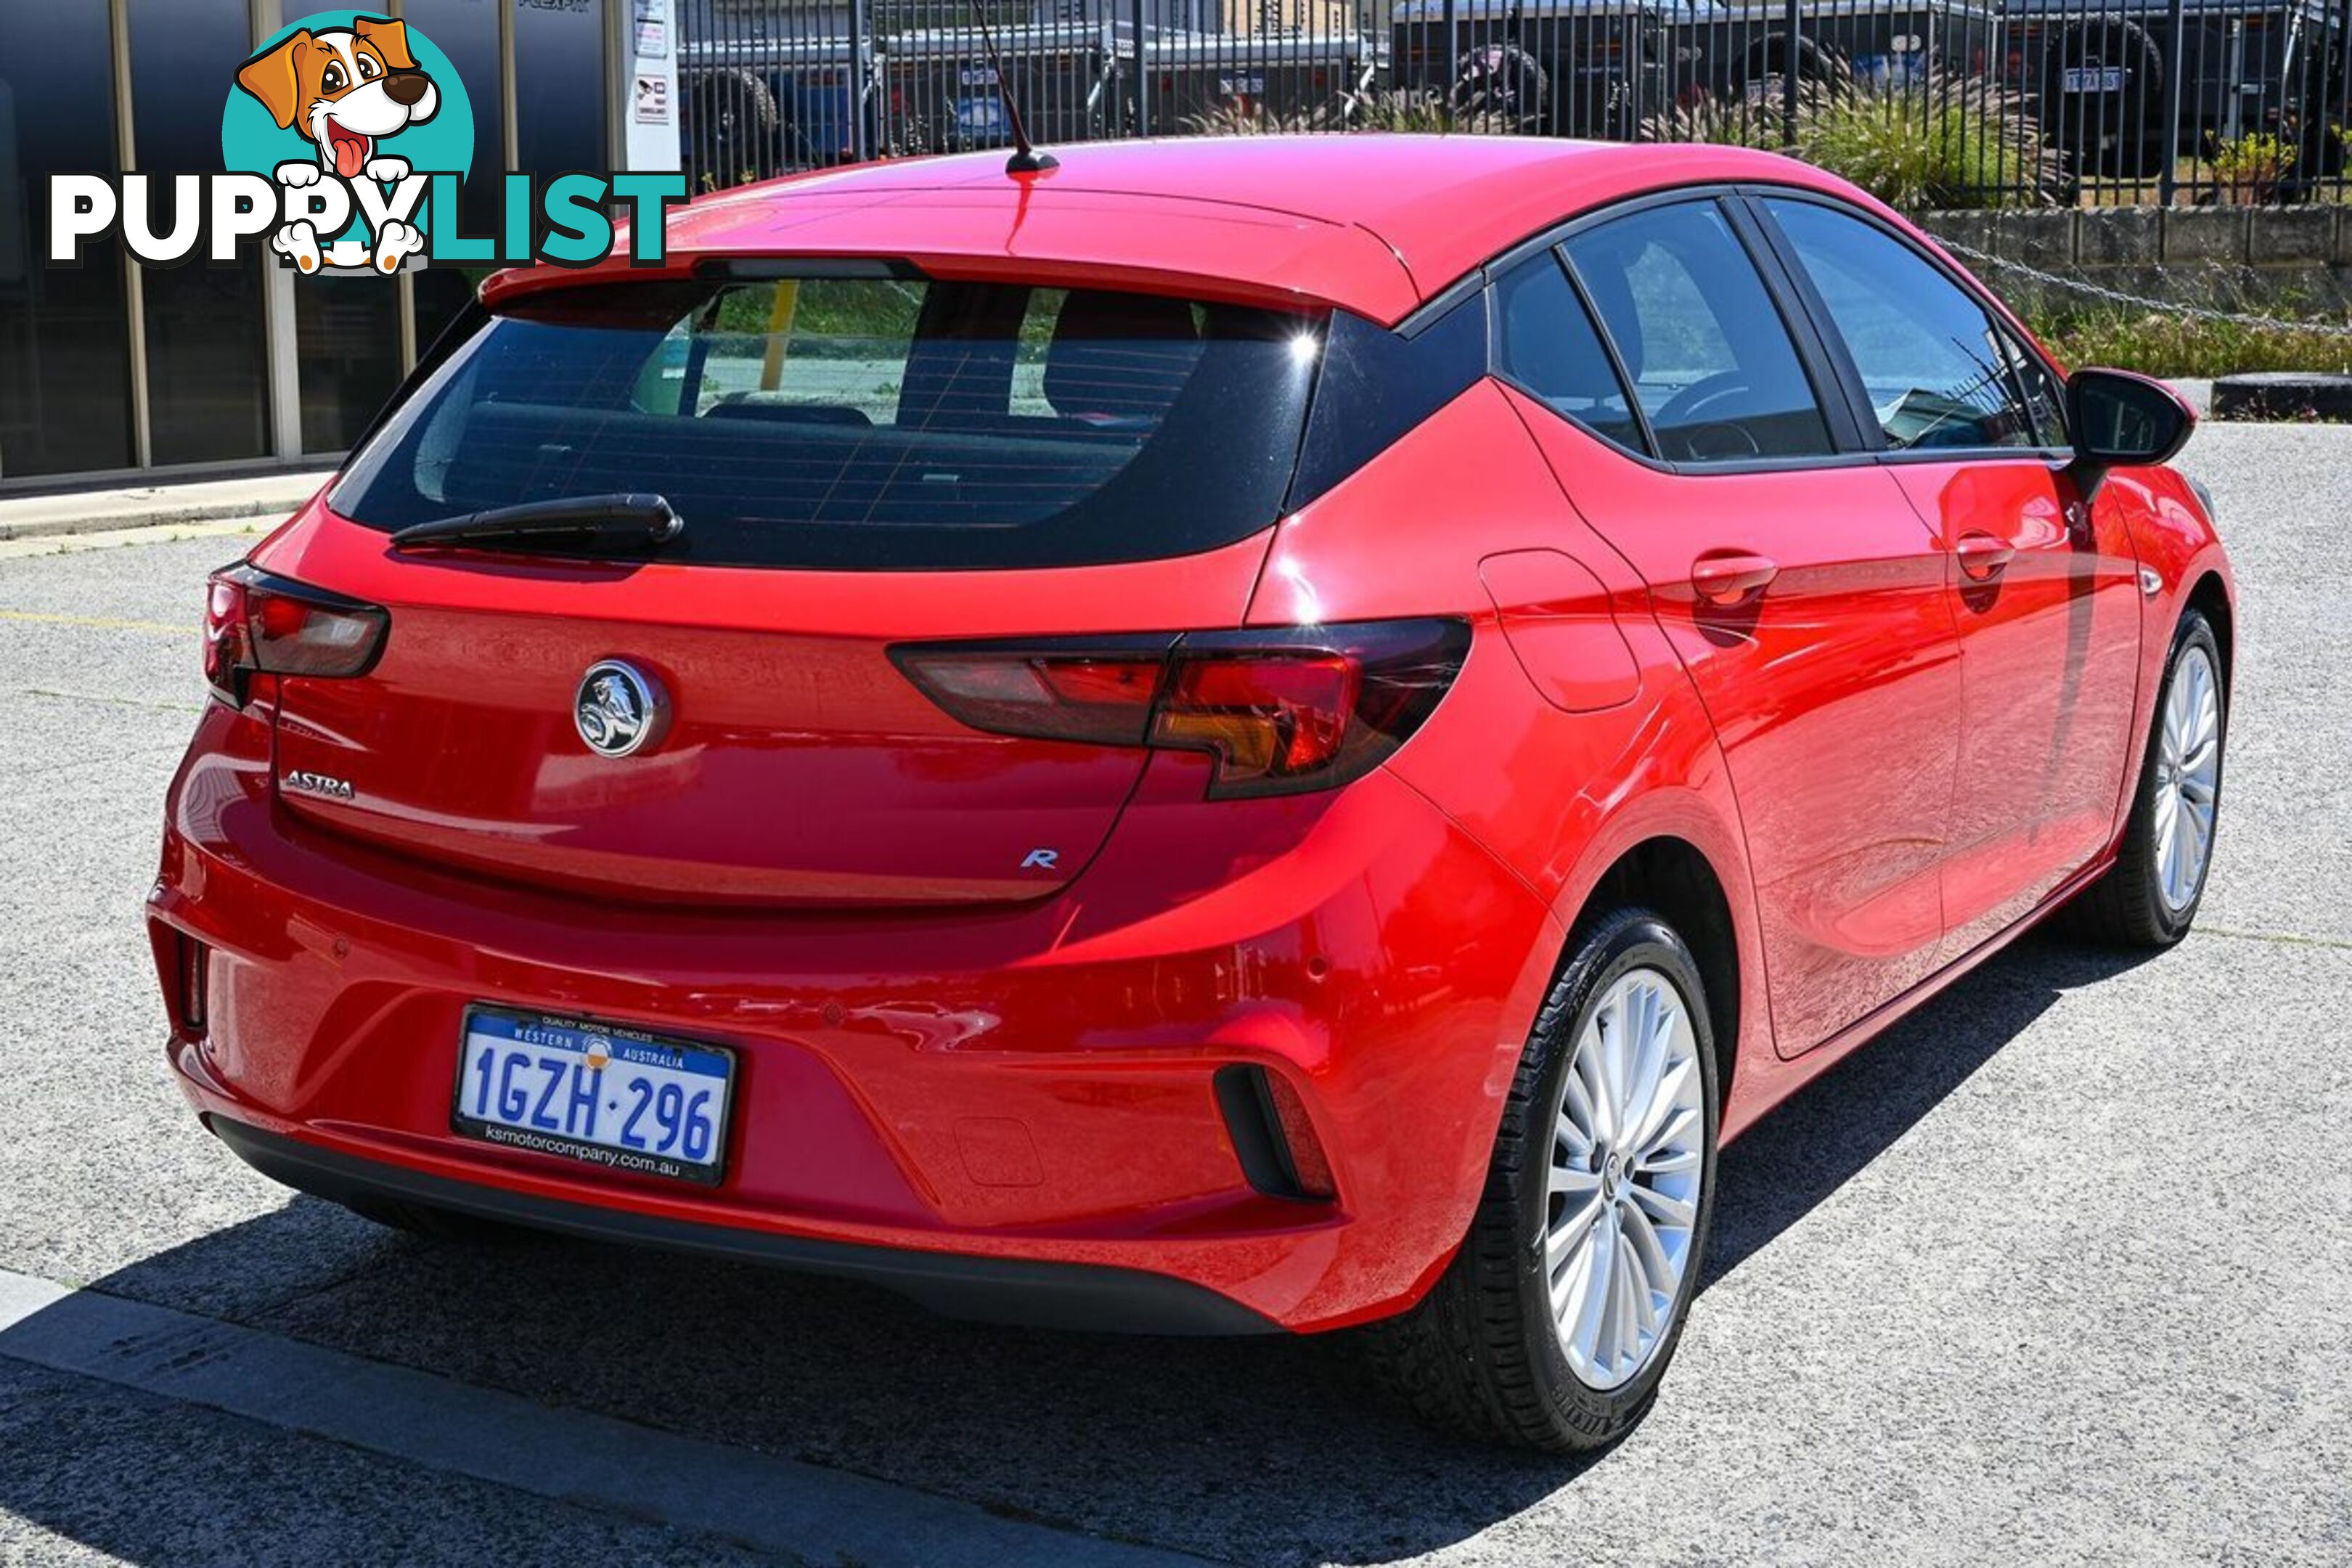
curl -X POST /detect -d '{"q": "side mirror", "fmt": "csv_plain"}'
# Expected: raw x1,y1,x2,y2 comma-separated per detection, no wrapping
2064,367,2195,499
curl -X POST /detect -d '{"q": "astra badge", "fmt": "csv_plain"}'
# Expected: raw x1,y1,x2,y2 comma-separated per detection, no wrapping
281,769,355,801
574,661,666,759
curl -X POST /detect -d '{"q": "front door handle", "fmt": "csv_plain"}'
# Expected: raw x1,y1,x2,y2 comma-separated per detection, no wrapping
1691,550,1779,605
1956,531,2018,581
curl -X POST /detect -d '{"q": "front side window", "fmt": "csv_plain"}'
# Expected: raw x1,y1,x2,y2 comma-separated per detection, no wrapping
1997,331,2070,449
333,276,1321,571
1765,198,2060,452
1562,203,1834,465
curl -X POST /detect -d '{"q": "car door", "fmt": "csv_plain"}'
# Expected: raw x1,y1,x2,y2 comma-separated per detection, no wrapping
1493,196,1962,1058
1752,195,2144,957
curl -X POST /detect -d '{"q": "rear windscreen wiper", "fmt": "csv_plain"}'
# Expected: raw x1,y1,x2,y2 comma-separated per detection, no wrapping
389,494,683,554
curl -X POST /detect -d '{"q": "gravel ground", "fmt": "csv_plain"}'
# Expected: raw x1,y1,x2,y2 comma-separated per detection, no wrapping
0,425,2346,1565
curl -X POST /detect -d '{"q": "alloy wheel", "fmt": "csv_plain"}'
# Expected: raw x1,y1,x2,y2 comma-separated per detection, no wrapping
1543,965,1707,1391
2152,644,2221,913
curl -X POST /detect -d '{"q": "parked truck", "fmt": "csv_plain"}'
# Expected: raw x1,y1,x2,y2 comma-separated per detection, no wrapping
1044,0,1379,130
1389,0,1998,138
1997,0,2348,179
881,21,1127,152
1389,0,1677,136
676,5,868,184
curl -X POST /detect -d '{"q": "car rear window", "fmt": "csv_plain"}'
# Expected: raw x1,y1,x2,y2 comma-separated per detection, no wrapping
331,274,1325,571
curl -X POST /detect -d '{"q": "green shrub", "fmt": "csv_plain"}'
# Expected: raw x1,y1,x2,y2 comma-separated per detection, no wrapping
2206,131,2295,205
2028,306,2352,377
1643,70,2060,210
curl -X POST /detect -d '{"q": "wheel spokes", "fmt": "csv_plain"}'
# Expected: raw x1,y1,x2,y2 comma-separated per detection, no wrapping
1628,1180,1698,1230
1543,967,1708,1391
2154,646,2222,914
1635,1144,1700,1176
1625,1053,1694,1156
1636,1103,1699,1167
1562,1212,1617,1368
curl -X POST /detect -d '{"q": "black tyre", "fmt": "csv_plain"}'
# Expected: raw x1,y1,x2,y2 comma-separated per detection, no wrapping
2061,608,2226,947
1732,34,1854,102
1361,907,1720,1452
685,67,781,189
1453,44,1549,134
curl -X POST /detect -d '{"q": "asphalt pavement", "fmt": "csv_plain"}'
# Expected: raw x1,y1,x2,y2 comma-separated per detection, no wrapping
0,425,2345,1566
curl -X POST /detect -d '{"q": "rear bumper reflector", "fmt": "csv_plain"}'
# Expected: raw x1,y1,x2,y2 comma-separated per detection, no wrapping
1214,1064,1336,1203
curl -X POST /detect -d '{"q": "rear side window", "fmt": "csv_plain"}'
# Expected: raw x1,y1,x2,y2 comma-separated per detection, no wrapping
1763,198,2062,452
1289,292,1486,508
1491,250,1639,450
332,277,1323,571
1562,203,1835,465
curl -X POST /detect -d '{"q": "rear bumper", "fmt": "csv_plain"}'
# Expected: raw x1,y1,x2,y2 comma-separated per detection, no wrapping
150,713,1562,1332
208,1116,1278,1334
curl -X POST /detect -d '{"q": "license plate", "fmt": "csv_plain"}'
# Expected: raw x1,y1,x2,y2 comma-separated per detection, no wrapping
2064,66,2126,92
452,1007,733,1185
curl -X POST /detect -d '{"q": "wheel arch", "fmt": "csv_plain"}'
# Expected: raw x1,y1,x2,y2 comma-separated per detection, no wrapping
1568,834,1744,1119
2186,569,2234,687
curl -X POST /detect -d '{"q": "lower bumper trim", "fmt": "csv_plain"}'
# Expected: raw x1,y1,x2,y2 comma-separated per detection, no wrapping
208,1116,1283,1336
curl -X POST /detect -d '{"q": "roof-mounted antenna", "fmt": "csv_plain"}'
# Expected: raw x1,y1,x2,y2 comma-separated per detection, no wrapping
960,0,1057,174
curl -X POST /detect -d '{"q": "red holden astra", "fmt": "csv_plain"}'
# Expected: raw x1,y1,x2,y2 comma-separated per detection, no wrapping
151,135,2233,1450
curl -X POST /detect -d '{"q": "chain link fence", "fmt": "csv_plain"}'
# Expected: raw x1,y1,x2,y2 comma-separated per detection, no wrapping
674,0,2352,207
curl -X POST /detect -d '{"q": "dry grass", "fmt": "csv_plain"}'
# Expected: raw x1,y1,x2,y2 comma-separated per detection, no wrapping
1180,86,1527,137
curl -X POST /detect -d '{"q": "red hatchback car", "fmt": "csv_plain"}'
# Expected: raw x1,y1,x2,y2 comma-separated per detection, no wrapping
151,135,2233,1450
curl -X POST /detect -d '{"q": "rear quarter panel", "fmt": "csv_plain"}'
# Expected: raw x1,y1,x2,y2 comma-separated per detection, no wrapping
1246,379,1779,1134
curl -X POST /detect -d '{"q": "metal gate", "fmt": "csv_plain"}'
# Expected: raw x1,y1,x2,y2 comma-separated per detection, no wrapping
675,0,2352,205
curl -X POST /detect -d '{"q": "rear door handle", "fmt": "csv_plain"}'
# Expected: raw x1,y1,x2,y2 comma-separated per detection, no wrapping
1956,532,2017,581
1690,550,1779,605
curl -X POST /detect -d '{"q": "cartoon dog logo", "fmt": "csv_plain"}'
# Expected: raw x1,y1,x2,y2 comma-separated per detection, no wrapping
235,16,438,274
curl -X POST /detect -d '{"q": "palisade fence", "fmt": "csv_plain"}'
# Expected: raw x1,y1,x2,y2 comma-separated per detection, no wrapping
675,0,2352,208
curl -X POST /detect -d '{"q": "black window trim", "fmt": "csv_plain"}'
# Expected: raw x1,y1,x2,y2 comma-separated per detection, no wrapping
1716,194,1870,456
1475,179,2081,478
1733,185,2077,467
1733,195,1887,454
1479,184,1879,478
1486,247,1660,458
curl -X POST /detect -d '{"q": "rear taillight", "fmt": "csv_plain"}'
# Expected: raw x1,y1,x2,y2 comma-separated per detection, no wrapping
203,563,388,707
893,618,1469,800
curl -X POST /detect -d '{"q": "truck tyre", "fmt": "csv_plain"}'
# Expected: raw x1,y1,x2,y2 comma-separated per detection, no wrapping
1732,34,1853,105
686,67,781,188
1453,44,1549,134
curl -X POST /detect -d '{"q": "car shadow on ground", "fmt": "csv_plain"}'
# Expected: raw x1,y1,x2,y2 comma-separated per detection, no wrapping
1,934,2152,1568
